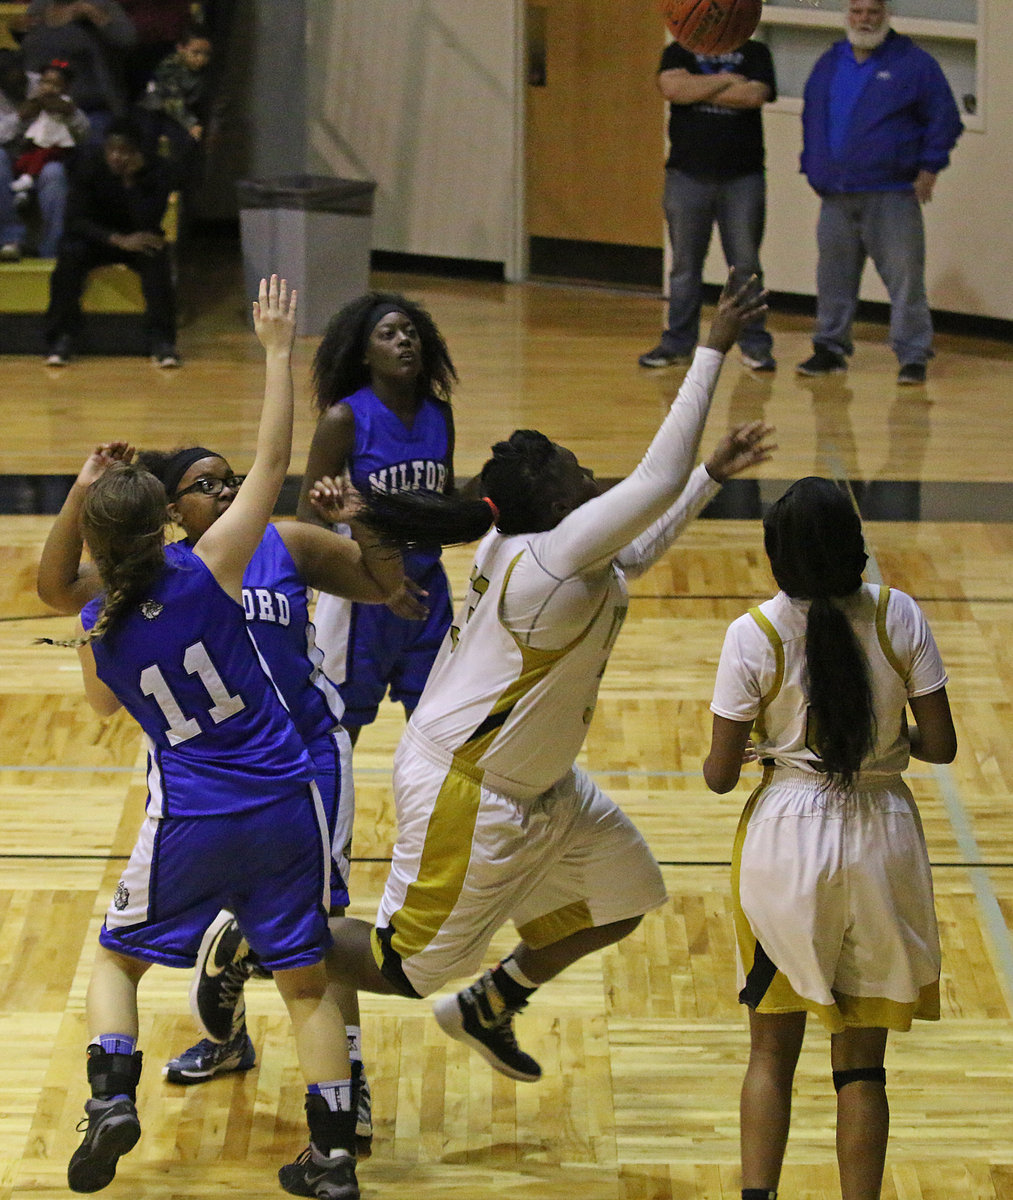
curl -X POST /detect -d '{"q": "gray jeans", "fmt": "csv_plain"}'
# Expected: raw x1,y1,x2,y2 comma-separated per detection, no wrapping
661,168,772,359
814,190,932,366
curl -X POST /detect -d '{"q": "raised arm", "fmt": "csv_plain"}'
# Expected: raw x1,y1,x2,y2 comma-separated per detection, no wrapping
194,276,297,598
37,441,134,613
536,276,767,579
616,421,775,579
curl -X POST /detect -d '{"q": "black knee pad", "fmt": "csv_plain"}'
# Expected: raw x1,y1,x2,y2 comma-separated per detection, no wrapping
833,1066,886,1093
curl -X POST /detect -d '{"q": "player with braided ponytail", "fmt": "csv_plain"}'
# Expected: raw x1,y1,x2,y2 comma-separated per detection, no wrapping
37,278,364,1200
704,476,958,1200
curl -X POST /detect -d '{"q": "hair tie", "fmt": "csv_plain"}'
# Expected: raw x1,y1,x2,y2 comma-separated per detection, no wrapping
50,59,70,70
482,495,499,524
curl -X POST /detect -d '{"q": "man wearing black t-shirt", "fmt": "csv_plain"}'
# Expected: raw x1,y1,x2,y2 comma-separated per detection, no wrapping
639,39,777,371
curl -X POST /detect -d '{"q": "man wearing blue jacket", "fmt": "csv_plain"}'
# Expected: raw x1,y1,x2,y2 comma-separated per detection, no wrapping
796,0,962,385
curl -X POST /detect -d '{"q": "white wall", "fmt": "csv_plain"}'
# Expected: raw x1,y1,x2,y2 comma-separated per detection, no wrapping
306,1,523,275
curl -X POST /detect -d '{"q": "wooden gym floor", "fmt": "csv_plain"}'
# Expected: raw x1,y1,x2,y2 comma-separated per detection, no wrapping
1,247,1012,1199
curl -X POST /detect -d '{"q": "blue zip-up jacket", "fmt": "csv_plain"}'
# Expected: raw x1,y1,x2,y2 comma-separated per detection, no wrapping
800,31,962,196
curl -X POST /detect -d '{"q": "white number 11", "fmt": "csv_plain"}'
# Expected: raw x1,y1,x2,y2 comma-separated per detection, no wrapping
140,641,246,746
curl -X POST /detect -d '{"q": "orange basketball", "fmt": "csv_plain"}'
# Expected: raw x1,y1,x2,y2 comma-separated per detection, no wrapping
661,0,763,56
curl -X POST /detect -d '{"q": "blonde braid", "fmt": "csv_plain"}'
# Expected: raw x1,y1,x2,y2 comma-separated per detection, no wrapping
36,463,168,650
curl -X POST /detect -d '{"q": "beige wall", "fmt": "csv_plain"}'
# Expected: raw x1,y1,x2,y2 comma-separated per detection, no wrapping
306,3,1010,320
306,1,523,275
707,7,1010,319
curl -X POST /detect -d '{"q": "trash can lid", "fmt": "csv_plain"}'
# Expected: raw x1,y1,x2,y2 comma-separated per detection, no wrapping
236,175,376,214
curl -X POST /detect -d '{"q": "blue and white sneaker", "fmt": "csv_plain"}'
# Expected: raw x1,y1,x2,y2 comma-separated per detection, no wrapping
163,1027,256,1085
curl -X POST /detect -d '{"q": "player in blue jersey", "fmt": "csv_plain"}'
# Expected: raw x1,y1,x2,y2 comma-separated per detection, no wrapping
139,449,403,1152
37,278,363,1200
297,291,459,746
39,442,402,1154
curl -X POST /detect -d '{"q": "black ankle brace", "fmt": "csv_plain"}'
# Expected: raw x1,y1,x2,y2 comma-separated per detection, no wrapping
86,1045,143,1101
833,1066,886,1092
305,1092,357,1157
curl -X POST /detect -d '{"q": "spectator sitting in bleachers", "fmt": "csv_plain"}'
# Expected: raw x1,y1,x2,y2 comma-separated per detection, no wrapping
21,0,137,144
1,48,79,260
43,115,179,366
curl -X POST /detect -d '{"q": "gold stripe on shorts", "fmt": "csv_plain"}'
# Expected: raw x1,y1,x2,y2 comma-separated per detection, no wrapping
387,762,483,962
517,899,594,950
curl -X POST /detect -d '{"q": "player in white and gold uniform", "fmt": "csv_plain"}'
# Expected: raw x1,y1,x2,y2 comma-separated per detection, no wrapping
703,476,957,1200
322,277,773,1082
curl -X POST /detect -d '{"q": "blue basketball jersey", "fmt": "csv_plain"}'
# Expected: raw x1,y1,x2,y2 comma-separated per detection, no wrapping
344,385,452,577
242,523,344,742
82,541,313,818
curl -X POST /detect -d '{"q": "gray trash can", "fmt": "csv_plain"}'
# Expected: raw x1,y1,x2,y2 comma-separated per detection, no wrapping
237,175,376,336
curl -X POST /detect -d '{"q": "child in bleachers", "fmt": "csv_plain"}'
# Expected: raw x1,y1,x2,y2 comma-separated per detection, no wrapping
11,60,90,209
139,22,211,180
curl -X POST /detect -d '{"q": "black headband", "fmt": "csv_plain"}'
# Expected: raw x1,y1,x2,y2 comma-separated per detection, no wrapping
161,446,222,497
364,302,409,339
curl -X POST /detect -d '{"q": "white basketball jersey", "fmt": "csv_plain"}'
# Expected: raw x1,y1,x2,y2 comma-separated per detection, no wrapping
711,583,947,778
410,528,628,799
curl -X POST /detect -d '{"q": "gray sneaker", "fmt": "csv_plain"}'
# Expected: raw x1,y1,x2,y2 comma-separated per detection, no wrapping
67,1097,141,1193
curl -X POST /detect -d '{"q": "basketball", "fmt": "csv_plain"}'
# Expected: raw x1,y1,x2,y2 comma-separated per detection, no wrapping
661,0,763,56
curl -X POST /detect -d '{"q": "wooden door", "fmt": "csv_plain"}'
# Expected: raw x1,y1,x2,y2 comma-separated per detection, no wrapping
525,0,666,248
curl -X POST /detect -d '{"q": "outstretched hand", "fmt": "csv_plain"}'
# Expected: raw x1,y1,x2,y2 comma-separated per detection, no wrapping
704,272,768,356
307,474,363,526
704,420,776,483
253,274,297,356
75,441,134,488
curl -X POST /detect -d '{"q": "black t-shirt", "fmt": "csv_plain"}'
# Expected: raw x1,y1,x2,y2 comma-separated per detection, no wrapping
660,40,776,179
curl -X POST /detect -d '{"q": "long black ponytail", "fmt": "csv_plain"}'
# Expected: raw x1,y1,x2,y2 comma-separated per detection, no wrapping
355,429,567,548
763,477,874,790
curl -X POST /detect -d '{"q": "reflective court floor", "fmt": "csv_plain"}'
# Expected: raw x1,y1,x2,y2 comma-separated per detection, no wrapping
1,261,1012,1199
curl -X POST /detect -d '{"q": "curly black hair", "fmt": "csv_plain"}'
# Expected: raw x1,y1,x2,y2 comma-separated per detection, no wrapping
311,291,457,413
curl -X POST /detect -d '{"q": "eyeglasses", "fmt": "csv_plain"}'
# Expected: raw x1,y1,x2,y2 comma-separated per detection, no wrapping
175,474,244,498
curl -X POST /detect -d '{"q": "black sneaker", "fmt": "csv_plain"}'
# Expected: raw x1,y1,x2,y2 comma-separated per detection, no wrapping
897,362,927,385
151,342,181,368
67,1097,141,1193
796,346,847,376
741,351,777,372
278,1145,358,1200
432,969,542,1082
638,344,692,369
190,911,255,1042
45,334,72,367
162,1027,256,1085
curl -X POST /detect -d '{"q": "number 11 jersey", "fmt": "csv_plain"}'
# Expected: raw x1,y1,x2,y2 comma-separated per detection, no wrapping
82,541,313,818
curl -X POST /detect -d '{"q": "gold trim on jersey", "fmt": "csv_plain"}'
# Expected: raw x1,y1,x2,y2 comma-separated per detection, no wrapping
875,585,906,681
746,607,784,743
386,763,483,963
453,550,612,767
517,899,594,949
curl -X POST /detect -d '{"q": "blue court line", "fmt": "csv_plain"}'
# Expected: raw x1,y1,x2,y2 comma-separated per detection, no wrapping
827,451,1013,1014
